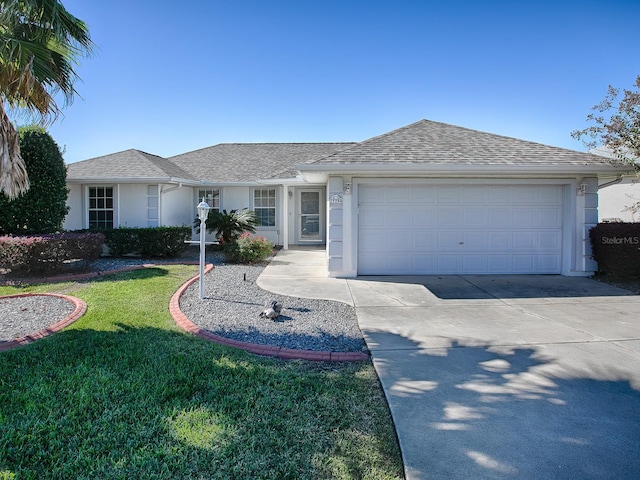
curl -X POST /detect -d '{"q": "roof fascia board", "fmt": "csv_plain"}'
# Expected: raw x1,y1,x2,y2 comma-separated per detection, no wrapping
297,163,632,175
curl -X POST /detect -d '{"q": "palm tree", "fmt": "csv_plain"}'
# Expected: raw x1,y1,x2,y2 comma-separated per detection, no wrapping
0,0,93,199
194,209,258,244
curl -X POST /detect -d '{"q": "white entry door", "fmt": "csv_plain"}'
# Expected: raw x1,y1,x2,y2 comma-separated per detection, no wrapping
298,189,323,243
358,183,564,275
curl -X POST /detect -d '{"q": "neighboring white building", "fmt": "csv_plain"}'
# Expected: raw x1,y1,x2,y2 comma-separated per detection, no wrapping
65,119,633,277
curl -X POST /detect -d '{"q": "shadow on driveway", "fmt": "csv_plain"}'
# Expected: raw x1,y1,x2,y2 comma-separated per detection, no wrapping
372,332,640,479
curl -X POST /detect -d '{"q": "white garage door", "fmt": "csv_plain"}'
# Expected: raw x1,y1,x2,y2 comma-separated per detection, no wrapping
358,184,564,275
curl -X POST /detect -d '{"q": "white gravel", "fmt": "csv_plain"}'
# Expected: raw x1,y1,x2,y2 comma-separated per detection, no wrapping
179,260,366,353
0,295,75,342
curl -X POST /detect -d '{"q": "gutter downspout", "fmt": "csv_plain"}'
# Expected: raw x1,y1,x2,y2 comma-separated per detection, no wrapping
598,176,623,190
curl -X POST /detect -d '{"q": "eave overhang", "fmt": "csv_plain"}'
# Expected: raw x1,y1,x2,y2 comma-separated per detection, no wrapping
296,163,634,183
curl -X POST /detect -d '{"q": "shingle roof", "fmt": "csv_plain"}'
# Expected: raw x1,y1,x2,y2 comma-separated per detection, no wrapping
307,119,612,167
169,143,355,182
67,149,196,181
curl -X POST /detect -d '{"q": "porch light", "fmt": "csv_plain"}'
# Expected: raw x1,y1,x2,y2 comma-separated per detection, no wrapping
578,182,588,195
343,182,352,194
197,199,210,299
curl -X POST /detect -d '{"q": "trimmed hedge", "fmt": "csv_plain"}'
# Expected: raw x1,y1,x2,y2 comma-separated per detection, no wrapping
589,223,640,277
101,226,191,258
0,232,105,275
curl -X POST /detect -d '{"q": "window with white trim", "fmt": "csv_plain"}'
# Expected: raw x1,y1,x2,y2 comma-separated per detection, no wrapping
254,188,276,227
88,186,114,229
197,189,220,211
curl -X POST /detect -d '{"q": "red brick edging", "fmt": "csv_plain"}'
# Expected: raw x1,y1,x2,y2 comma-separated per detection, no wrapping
0,293,87,352
169,267,369,362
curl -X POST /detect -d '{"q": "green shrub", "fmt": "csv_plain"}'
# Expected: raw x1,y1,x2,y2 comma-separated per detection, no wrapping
589,223,640,276
0,232,104,275
224,233,274,263
0,126,69,234
101,226,191,257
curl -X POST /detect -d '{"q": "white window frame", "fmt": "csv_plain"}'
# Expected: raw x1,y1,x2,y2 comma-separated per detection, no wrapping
197,188,221,212
87,185,116,230
253,188,277,229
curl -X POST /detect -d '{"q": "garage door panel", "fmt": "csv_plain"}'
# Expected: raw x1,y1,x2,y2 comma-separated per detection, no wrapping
512,255,535,272
360,208,384,227
358,184,563,275
387,187,410,203
513,186,536,203
437,255,461,273
412,186,437,203
359,231,386,251
513,208,537,227
488,186,512,203
537,208,562,227
438,207,463,226
437,186,461,203
462,186,487,203
414,231,436,249
463,255,487,273
489,208,513,227
464,208,487,227
488,232,511,249
413,207,437,225
463,232,486,249
538,231,562,250
438,231,460,250
387,207,411,226
538,255,561,272
513,232,536,249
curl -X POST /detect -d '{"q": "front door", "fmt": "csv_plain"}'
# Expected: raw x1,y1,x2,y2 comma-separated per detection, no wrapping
298,189,323,243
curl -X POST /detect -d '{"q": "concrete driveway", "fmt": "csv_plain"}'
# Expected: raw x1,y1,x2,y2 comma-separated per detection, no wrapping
352,274,640,480
258,249,640,479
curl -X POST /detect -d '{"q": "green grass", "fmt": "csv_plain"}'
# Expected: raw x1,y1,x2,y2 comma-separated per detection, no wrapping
0,266,403,479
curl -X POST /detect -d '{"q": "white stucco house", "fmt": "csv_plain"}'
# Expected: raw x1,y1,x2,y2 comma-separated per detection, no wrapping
64,119,632,277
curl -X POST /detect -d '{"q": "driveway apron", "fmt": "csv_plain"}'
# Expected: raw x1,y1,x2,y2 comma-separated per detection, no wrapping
258,250,640,480
351,275,640,480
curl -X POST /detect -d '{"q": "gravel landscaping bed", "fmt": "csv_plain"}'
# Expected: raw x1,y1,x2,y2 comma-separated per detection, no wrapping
0,295,75,343
179,261,366,353
0,247,367,353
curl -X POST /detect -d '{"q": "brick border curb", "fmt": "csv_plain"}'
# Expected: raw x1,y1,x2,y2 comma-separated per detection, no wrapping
0,293,87,352
169,267,369,363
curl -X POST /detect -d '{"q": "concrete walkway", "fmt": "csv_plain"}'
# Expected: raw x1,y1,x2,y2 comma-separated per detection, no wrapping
258,248,640,480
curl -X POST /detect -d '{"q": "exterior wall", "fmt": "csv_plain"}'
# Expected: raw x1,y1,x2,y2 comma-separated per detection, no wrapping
598,177,640,222
63,184,84,230
116,184,149,227
161,185,194,227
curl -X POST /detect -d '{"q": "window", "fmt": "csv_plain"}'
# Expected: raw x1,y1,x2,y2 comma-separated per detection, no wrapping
88,186,114,229
198,189,220,211
254,188,276,227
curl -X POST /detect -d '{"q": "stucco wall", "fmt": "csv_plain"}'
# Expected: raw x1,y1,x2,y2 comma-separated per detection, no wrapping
63,184,84,231
162,185,194,227
598,178,640,222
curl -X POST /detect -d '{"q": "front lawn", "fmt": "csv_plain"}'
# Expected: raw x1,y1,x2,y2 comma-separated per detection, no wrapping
0,266,403,479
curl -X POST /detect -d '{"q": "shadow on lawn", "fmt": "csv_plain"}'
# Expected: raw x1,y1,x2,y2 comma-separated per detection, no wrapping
369,331,640,479
0,324,400,479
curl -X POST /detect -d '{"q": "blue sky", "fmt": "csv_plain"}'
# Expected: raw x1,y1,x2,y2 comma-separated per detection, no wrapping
41,0,640,164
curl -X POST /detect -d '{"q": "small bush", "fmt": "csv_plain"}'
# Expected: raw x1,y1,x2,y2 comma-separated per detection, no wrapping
224,233,274,263
0,232,104,275
101,226,191,257
589,223,640,277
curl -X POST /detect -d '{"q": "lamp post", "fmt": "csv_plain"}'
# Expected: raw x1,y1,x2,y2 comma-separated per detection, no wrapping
197,200,210,299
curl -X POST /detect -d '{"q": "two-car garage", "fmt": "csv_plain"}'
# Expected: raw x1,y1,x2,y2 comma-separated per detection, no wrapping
357,183,565,275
